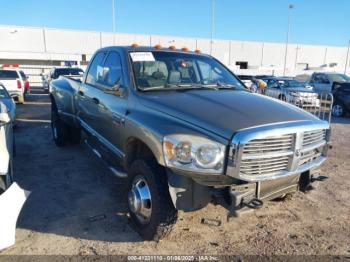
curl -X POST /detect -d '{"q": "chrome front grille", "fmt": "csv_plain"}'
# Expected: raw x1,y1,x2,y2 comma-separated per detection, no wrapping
228,123,330,182
242,134,293,155
240,134,293,176
240,155,290,176
302,130,326,147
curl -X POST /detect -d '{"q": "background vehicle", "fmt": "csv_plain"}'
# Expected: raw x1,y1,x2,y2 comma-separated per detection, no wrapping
237,75,256,89
0,102,14,194
50,46,331,241
332,82,350,117
0,84,16,124
0,68,29,104
309,72,350,93
265,77,319,106
45,67,84,92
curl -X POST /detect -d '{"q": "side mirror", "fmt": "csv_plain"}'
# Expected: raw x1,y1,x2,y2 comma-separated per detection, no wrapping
0,112,11,125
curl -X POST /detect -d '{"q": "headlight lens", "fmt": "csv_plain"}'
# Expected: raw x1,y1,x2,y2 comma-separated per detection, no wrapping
289,91,299,97
163,135,225,174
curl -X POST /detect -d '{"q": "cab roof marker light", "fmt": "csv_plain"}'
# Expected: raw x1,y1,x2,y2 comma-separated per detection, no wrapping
181,47,189,52
195,49,201,53
154,44,162,49
131,43,140,48
169,46,176,50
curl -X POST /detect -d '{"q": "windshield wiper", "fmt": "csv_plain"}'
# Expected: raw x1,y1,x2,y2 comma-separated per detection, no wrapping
141,83,200,92
200,82,237,90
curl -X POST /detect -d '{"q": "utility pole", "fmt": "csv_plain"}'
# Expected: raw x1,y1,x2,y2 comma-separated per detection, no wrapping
344,39,350,74
283,4,294,76
210,0,215,55
112,0,116,45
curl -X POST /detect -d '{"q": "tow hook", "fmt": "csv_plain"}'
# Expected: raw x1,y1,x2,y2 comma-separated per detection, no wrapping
299,171,329,192
242,198,263,209
311,175,329,182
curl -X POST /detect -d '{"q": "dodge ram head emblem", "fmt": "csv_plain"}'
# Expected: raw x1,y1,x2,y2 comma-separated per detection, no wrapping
295,149,301,157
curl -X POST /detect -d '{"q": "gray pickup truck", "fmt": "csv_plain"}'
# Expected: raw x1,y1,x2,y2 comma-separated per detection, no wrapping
50,46,331,240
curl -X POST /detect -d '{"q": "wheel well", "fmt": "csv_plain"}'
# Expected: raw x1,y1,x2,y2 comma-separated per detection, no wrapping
50,94,56,108
125,138,158,170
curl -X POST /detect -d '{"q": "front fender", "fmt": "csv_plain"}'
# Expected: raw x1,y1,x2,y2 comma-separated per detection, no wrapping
124,107,228,166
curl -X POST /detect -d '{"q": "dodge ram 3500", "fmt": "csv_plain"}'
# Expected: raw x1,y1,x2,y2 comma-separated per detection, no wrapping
50,46,331,240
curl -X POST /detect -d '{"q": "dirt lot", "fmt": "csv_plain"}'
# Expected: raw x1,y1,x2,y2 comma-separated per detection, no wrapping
1,86,349,256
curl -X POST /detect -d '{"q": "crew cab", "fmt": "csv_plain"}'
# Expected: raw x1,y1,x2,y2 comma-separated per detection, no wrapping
0,67,29,104
50,46,331,240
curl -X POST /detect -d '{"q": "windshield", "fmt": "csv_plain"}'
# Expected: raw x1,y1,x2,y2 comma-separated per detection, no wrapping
0,70,19,79
130,51,245,91
55,68,84,76
0,85,10,99
279,79,304,88
328,74,350,83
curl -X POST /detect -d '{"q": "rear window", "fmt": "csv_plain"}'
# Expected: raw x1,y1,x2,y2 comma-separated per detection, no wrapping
0,70,19,79
55,68,84,76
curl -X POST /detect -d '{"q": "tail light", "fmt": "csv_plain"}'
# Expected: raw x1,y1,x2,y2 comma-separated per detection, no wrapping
17,79,22,89
25,80,30,90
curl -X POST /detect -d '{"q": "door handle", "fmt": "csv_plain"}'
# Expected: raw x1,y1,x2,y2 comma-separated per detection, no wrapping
78,90,84,96
92,97,100,104
112,113,125,125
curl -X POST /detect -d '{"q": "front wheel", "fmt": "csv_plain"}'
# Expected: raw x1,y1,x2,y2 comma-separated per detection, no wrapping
127,159,178,241
332,104,345,117
51,105,69,147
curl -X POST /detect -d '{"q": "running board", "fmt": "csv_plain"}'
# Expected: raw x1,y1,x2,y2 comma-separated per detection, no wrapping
84,139,128,179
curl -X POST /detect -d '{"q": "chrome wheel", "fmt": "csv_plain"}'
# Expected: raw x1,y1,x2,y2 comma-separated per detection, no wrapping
128,175,152,224
332,104,344,117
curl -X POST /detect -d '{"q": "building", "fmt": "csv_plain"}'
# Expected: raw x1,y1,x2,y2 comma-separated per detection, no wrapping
0,24,349,85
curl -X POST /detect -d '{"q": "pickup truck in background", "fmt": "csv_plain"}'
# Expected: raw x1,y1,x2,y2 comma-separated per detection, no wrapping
50,46,331,240
0,68,30,104
44,67,84,93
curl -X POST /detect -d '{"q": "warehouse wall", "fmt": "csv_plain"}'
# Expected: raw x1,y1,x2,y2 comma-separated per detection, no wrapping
0,24,349,77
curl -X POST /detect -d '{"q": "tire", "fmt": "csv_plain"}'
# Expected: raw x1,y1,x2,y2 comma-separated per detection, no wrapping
0,161,14,194
51,104,69,147
332,103,345,117
18,95,24,104
127,159,178,241
68,125,81,145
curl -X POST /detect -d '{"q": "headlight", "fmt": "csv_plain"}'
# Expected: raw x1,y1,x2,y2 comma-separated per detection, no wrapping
289,91,299,97
163,135,225,174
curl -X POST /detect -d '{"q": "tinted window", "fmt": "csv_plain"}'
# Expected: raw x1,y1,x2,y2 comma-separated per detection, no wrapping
0,70,19,79
86,52,106,86
19,71,27,80
55,68,83,77
328,74,350,83
98,52,123,88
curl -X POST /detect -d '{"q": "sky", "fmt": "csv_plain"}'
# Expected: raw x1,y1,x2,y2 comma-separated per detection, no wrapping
0,0,349,47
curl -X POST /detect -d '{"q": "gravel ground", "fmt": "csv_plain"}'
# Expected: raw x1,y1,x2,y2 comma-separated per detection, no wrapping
1,86,349,256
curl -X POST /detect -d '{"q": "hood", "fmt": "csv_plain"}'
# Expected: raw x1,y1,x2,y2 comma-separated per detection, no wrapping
138,90,320,140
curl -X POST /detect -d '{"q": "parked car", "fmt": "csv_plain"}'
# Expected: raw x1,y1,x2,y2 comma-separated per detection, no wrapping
0,84,16,124
45,67,84,93
0,67,29,104
309,72,350,93
0,102,14,194
332,82,350,117
50,46,331,240
264,77,320,107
